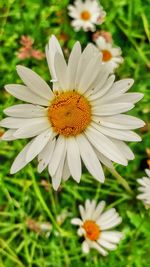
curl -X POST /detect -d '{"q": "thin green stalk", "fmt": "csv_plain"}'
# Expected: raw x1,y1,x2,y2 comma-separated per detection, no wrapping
0,239,25,267
28,168,60,232
108,168,134,195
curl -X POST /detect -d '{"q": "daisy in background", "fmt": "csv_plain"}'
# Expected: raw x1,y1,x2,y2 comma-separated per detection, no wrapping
68,0,106,32
137,169,150,207
71,199,123,256
17,35,45,60
1,35,144,190
92,30,112,43
94,36,124,71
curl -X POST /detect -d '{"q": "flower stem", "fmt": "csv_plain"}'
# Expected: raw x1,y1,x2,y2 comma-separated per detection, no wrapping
108,168,134,195
28,168,60,231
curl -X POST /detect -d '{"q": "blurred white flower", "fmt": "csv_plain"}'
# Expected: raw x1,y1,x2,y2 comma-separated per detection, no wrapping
92,30,113,43
56,210,70,225
137,169,150,206
95,36,124,71
26,219,52,237
68,0,106,32
71,199,123,256
1,35,144,190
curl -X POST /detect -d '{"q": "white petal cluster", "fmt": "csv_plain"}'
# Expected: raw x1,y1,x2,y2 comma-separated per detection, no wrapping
137,169,150,206
71,199,123,256
68,0,106,32
0,35,144,190
95,36,124,70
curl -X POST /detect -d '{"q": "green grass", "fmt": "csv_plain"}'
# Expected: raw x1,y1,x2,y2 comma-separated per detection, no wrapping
0,0,150,266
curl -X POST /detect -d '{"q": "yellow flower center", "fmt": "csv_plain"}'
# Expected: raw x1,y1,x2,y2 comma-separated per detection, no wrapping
102,50,112,62
81,10,91,21
83,220,100,241
48,91,91,137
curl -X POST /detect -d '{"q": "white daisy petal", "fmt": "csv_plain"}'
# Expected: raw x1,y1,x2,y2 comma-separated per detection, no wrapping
26,129,52,162
13,118,50,138
100,231,123,243
4,104,47,118
137,193,149,200
10,140,34,174
77,227,85,236
62,158,71,181
54,53,67,89
78,56,101,94
91,242,108,256
137,169,150,205
5,84,50,106
111,47,122,56
85,200,96,219
48,136,66,177
95,150,114,169
96,208,117,224
92,123,141,142
67,137,81,183
138,186,149,193
79,205,86,220
100,217,122,230
16,65,54,100
145,169,150,178
95,36,106,49
85,126,127,165
76,134,105,183
88,74,115,100
109,138,134,160
82,240,90,254
105,79,134,98
85,199,91,211
97,239,117,250
137,177,150,187
67,41,81,89
0,117,46,129
51,144,66,190
92,103,134,116
104,93,144,105
1,129,18,141
88,64,112,96
95,114,145,130
45,35,64,81
92,201,106,220
75,44,99,87
71,218,83,225
38,139,56,173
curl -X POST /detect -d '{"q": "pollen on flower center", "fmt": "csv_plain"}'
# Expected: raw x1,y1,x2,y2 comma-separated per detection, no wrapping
48,91,91,137
81,10,91,20
102,49,112,62
83,220,100,241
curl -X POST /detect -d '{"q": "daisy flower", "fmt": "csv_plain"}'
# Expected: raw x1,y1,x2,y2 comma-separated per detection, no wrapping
92,30,112,43
68,0,106,32
95,36,124,70
137,169,150,206
71,199,123,256
0,35,144,190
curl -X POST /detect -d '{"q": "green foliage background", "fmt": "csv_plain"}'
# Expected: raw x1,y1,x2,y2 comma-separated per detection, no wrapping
0,0,150,266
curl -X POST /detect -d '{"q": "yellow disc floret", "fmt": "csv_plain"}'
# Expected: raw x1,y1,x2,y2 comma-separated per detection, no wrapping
83,220,100,241
102,50,112,62
48,91,91,137
81,10,91,21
